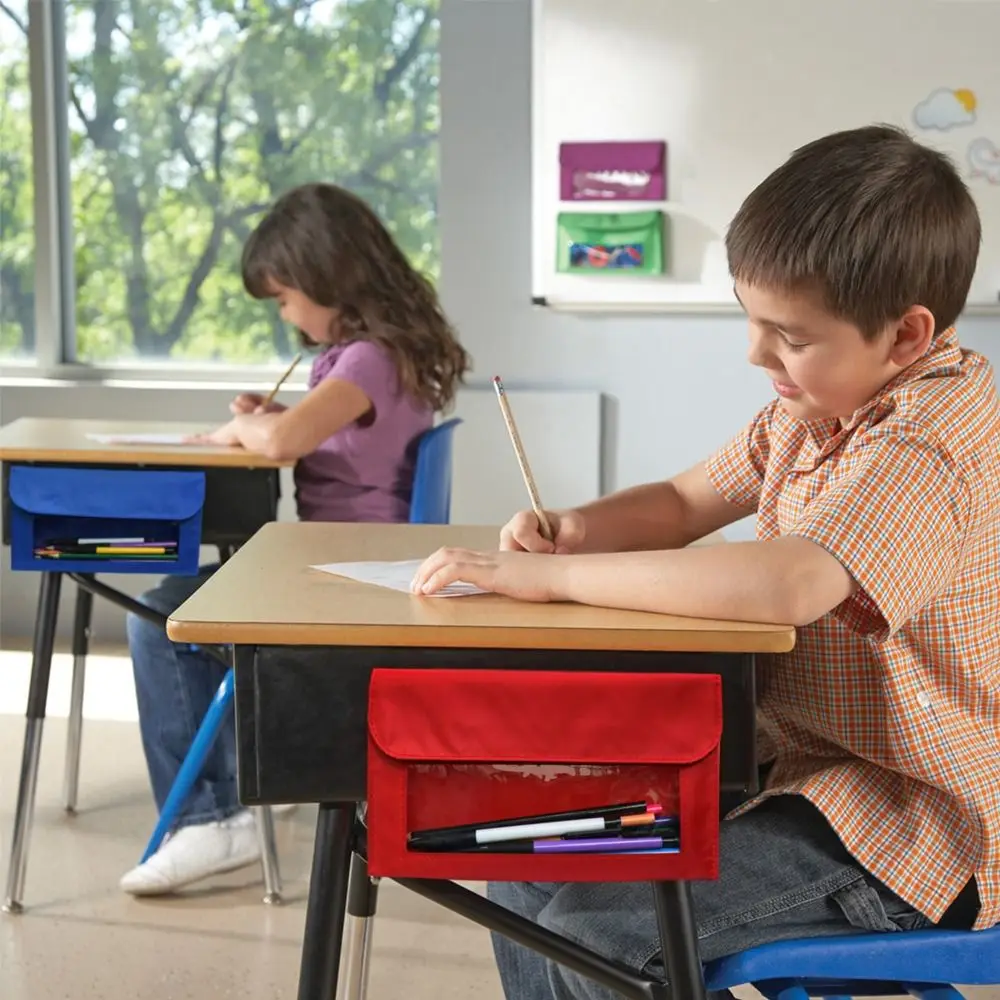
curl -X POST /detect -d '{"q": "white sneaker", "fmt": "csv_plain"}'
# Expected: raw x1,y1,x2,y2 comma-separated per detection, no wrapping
120,810,261,896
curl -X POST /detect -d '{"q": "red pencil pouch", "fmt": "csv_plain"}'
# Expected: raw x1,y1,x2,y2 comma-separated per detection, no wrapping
366,668,721,882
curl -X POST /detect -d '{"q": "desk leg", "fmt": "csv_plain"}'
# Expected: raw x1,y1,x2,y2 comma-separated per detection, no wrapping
297,803,354,1000
3,573,63,914
652,882,706,1000
338,850,379,1000
64,581,93,813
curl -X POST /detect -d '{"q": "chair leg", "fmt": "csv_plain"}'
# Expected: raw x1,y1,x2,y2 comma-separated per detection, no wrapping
140,668,235,862
652,881,707,1000
338,851,379,1000
254,805,283,905
63,583,93,814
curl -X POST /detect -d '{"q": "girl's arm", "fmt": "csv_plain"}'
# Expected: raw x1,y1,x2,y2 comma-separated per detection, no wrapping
199,378,372,461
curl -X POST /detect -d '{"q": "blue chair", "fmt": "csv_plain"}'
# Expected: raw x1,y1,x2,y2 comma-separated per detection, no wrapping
139,418,463,868
703,921,1000,999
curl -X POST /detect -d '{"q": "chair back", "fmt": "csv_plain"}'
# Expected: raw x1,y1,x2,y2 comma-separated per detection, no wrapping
409,418,462,525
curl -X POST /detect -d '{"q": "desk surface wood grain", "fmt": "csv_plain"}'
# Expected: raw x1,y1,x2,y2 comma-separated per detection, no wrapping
0,417,289,468
167,522,796,654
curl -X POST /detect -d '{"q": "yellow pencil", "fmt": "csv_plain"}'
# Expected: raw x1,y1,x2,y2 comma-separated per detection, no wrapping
262,352,303,407
492,375,554,542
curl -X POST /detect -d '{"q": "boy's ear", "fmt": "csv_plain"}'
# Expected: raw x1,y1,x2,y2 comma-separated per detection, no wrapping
887,305,935,367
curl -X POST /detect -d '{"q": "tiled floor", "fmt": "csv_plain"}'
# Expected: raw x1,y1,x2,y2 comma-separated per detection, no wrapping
0,647,995,999
0,647,502,999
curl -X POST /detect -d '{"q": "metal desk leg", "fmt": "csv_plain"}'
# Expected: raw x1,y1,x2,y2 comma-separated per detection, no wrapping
253,805,284,905
3,573,63,914
297,803,355,1000
338,850,379,1000
64,581,93,813
653,881,706,1000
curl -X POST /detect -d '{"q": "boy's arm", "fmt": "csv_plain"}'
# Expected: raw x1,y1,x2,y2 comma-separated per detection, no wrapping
569,462,758,553
556,536,855,626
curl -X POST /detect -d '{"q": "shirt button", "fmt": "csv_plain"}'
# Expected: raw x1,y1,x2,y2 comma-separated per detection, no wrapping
916,691,932,709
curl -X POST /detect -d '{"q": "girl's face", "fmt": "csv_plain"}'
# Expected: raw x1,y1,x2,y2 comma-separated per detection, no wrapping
269,281,340,345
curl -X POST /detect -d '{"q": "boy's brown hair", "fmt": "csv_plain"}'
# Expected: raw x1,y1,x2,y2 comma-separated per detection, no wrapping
242,183,470,412
725,124,981,337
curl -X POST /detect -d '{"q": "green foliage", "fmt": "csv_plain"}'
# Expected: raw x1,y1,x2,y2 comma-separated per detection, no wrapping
0,0,440,363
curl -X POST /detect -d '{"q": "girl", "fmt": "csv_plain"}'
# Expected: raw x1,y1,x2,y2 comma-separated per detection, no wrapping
120,183,470,896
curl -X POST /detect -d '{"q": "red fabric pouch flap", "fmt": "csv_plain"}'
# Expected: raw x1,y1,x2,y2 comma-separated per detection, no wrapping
368,669,721,766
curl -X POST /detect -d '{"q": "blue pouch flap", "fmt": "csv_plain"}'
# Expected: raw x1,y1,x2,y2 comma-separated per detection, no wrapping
9,466,206,521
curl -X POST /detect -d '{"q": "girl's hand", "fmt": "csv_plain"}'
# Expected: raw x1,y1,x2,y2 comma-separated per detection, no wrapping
499,509,586,555
229,392,287,416
411,547,568,603
184,420,243,447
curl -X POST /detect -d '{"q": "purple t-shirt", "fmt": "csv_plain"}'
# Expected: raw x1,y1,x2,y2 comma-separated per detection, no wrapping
294,340,433,523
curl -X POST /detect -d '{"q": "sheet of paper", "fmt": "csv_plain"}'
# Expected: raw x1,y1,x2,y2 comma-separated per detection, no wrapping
86,432,199,446
311,559,488,598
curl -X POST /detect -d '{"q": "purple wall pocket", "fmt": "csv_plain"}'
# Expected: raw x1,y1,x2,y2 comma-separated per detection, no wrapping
559,141,667,201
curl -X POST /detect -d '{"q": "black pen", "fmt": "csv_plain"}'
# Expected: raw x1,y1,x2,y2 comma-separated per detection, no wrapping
407,800,659,847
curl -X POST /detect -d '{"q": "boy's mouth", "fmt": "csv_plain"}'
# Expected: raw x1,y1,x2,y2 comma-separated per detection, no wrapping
772,379,802,398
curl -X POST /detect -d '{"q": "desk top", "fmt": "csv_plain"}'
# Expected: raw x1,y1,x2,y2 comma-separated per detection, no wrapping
167,522,796,654
0,418,289,469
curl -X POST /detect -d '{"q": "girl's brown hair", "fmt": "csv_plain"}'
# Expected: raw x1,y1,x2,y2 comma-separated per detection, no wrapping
242,183,470,411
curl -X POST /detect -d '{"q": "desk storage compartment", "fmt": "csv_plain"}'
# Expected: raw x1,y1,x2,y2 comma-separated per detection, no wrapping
8,465,205,575
367,668,721,882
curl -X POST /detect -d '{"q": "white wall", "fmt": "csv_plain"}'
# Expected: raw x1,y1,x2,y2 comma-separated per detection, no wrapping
1,0,998,643
438,0,1000,499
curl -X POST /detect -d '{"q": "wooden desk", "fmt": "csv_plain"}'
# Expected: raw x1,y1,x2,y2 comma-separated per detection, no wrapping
169,522,792,652
170,522,794,1000
0,416,287,468
0,417,291,915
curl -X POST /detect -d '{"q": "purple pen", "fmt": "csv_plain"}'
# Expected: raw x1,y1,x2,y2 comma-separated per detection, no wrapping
534,836,668,854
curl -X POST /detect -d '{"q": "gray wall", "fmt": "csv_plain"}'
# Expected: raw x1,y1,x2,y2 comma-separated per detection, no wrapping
1,0,998,642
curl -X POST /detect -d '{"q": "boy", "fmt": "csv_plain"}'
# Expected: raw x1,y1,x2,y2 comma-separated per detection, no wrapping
413,124,1000,999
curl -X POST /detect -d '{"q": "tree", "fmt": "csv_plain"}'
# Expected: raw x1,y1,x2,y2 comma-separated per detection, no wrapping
0,0,440,363
0,0,34,355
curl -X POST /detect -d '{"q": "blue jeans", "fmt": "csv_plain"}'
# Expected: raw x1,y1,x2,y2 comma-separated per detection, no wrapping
488,795,931,1000
126,565,239,830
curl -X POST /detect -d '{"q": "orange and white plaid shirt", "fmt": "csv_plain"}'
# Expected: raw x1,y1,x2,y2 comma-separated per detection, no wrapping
705,327,1000,929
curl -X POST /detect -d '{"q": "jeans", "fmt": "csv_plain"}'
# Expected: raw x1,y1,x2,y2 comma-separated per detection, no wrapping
488,795,931,1000
126,565,238,831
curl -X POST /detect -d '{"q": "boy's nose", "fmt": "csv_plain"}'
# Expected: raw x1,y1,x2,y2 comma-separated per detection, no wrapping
747,328,771,368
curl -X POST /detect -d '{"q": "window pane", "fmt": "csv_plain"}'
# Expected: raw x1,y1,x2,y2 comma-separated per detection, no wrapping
66,0,440,365
0,0,33,359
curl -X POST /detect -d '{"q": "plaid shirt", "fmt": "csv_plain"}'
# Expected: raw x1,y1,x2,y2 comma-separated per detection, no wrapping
706,328,1000,929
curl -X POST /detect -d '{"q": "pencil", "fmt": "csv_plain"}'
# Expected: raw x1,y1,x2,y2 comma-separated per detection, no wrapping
262,352,303,407
492,375,554,542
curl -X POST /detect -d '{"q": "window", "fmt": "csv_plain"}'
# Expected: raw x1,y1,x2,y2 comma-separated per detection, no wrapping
0,0,33,359
5,0,440,370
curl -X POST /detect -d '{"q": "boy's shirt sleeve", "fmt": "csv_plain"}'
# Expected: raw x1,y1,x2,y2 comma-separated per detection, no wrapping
787,422,970,638
704,400,778,512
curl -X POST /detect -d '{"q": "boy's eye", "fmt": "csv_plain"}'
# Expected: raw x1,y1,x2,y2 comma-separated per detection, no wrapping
780,334,808,351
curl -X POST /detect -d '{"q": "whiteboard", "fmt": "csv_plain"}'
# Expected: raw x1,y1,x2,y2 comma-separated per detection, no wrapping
532,0,1000,314
450,387,602,525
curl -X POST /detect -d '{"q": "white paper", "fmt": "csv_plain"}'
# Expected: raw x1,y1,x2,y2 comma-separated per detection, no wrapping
311,559,488,598
86,432,198,445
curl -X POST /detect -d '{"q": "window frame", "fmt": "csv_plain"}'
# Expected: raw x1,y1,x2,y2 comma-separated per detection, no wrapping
0,0,308,384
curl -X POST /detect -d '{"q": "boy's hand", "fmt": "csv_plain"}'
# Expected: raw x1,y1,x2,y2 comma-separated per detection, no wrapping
229,392,287,416
412,548,567,602
500,509,586,554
